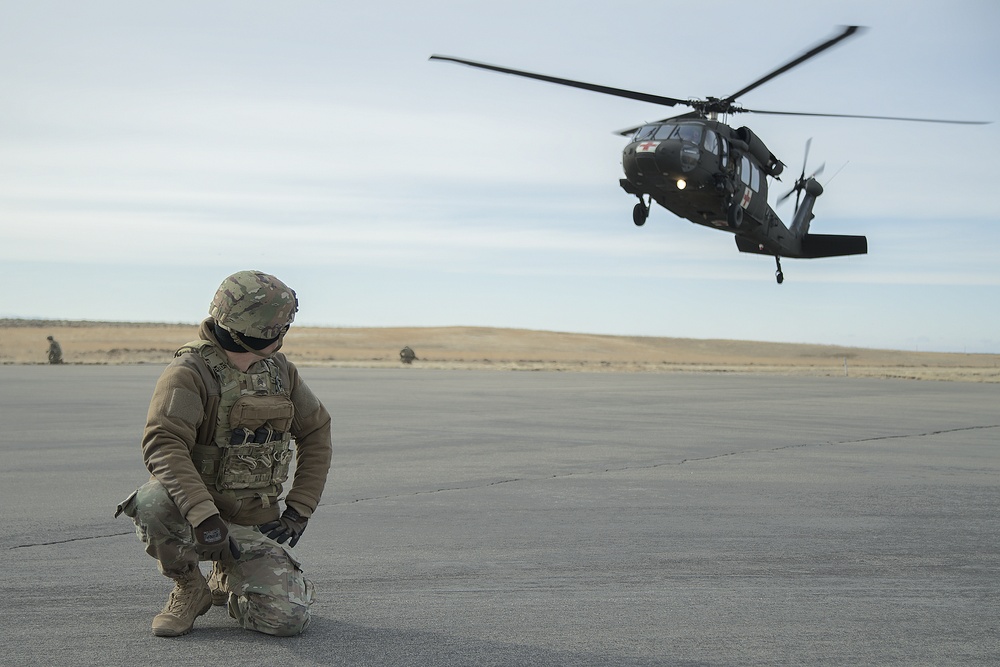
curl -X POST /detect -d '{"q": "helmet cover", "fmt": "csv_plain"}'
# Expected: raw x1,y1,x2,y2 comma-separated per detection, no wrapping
209,270,298,339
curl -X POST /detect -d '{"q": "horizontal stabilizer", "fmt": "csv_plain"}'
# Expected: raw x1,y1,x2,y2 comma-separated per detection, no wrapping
735,234,867,258
735,237,771,255
800,233,868,258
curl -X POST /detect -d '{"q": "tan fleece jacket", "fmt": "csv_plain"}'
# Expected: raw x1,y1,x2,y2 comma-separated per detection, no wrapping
141,318,332,527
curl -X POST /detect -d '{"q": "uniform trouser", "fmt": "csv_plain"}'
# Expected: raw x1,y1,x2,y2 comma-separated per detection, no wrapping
120,479,315,637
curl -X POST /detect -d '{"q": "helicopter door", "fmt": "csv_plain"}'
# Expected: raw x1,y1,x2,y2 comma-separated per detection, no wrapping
703,129,728,174
737,156,766,221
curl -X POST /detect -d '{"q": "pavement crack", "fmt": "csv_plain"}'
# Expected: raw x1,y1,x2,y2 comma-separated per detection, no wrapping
14,431,998,545
675,423,999,467
843,423,999,444
10,531,133,550
339,477,526,506
330,424,999,507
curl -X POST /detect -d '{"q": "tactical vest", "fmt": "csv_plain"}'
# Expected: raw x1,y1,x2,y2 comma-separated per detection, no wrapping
177,341,295,499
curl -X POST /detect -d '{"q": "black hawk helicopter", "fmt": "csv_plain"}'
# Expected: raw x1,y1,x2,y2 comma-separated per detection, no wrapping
431,26,987,283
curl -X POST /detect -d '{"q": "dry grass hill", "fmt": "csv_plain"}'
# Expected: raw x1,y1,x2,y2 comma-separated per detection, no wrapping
2,319,998,382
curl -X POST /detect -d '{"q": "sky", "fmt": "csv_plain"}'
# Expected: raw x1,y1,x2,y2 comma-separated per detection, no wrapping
1,0,998,353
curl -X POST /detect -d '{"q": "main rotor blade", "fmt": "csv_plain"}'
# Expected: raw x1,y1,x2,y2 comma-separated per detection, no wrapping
430,55,687,108
741,107,991,125
722,25,865,104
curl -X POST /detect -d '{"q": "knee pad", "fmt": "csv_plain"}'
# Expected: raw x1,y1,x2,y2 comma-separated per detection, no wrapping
222,525,317,636
230,584,313,636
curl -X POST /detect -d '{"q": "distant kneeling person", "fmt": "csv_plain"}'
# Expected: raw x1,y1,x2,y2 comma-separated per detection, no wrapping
47,335,63,364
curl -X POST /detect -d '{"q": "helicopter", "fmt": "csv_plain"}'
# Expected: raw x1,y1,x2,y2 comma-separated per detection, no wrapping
430,26,987,283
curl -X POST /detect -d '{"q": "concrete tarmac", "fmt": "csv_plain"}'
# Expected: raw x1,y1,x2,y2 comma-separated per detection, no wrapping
1,366,998,666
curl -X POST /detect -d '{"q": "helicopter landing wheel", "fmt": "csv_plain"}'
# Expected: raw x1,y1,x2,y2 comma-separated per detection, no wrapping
632,201,648,226
775,257,784,284
727,202,744,229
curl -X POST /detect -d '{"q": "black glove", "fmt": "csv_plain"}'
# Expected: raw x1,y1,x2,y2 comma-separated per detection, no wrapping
258,507,308,547
193,515,241,561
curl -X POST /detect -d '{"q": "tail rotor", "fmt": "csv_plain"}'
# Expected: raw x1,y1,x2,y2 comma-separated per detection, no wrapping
778,138,825,212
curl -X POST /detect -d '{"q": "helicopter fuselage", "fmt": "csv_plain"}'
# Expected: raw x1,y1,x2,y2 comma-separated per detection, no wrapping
430,24,981,281
618,117,866,281
620,119,800,252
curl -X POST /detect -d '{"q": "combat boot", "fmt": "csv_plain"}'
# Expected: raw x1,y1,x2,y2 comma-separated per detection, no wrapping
207,561,231,607
151,566,213,637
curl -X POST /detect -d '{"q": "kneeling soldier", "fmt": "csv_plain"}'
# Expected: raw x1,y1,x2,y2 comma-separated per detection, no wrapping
117,270,332,637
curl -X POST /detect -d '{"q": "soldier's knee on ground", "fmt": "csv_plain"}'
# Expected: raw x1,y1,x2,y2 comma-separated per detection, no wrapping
223,525,316,636
229,588,313,636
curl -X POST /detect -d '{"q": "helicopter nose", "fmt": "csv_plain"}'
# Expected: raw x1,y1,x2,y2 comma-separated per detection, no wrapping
623,141,685,184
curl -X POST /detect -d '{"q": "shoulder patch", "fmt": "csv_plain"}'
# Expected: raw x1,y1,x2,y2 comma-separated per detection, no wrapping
166,387,204,425
291,382,322,417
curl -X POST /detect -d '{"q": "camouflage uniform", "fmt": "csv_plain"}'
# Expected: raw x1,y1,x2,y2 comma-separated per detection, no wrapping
118,271,332,637
47,336,63,364
399,346,417,364
120,480,315,635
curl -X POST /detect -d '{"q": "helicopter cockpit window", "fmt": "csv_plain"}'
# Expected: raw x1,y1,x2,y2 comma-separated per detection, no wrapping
676,124,702,144
633,125,657,141
651,123,702,143
653,124,677,140
703,130,718,154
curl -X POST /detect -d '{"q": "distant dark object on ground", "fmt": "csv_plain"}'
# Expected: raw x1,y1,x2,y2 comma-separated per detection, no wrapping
46,335,63,364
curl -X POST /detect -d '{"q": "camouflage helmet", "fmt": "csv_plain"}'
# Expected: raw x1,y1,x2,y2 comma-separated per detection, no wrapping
209,270,298,339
